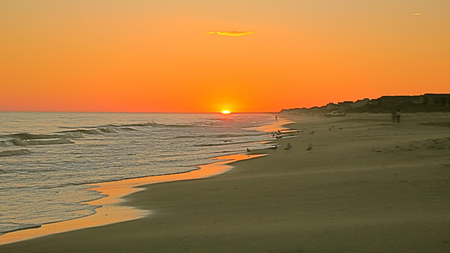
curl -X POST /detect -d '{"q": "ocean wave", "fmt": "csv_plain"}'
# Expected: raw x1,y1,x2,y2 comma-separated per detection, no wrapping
7,131,86,141
75,129,102,135
11,138,74,146
8,133,61,140
118,127,137,131
115,122,159,127
98,127,117,133
131,122,193,128
59,129,101,135
0,149,31,157
62,131,85,138
58,122,192,135
0,140,11,146
98,122,160,128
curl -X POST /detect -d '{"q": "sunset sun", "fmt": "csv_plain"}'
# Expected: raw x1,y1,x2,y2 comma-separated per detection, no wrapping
221,110,231,114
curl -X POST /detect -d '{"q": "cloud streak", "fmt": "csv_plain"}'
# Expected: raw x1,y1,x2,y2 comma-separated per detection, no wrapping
205,31,253,37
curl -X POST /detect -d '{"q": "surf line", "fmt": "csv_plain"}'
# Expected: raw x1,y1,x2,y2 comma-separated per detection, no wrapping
0,153,265,245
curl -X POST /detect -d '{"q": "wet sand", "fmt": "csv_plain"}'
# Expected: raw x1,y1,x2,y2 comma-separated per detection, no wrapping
1,113,450,252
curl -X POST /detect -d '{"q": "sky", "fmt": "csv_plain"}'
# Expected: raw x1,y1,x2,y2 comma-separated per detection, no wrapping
1,0,449,113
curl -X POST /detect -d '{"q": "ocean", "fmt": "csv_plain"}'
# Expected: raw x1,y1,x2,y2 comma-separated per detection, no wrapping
0,112,284,236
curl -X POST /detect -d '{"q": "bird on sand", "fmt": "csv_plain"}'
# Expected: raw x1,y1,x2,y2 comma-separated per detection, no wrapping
246,148,251,152
309,130,315,134
306,143,313,151
284,143,292,150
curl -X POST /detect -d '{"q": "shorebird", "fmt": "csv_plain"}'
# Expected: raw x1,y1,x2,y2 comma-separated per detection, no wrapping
306,143,313,151
246,148,251,152
284,143,292,150
309,130,314,134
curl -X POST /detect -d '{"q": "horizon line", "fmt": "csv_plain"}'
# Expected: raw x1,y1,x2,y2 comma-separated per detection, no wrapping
0,110,278,114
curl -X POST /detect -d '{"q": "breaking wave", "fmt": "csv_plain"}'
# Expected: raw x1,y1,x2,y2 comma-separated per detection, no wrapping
97,122,193,129
0,149,31,157
11,138,74,146
7,133,61,140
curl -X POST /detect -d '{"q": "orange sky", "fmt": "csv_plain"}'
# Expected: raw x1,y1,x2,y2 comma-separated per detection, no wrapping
1,1,449,113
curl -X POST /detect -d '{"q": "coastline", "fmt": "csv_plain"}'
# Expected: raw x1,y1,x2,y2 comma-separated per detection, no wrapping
0,117,286,245
0,154,266,245
2,112,450,252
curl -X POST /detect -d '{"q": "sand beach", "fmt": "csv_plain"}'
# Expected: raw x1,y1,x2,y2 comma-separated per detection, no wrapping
1,112,450,252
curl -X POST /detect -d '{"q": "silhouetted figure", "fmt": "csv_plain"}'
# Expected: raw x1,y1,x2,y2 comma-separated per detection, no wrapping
396,109,401,123
306,143,313,151
284,143,292,150
391,111,397,123
246,148,251,152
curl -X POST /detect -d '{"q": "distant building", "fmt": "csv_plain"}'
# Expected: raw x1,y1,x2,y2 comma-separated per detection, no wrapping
372,94,450,112
337,101,353,110
423,93,450,110
352,98,370,109
279,93,450,115
326,103,339,110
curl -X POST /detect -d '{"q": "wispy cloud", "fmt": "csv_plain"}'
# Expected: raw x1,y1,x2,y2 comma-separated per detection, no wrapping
205,31,253,37
414,12,423,16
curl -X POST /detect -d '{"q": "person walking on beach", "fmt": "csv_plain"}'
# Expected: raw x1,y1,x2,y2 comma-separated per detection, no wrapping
396,109,401,123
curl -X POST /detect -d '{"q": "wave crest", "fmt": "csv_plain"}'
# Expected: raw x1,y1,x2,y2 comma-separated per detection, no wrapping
11,138,74,146
0,149,31,157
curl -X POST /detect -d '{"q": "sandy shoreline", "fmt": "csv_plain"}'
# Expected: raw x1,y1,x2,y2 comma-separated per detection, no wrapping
1,112,450,252
0,154,264,245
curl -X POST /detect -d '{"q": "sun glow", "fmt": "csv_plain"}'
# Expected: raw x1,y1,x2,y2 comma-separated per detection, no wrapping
221,110,231,114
